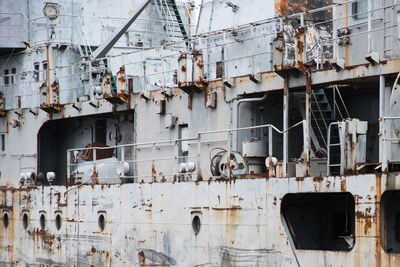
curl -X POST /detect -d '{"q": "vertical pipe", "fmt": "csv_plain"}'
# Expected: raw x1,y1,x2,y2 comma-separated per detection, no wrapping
380,75,388,172
333,5,338,61
121,146,125,183
283,78,289,177
268,126,273,177
227,131,232,179
196,133,201,181
305,70,311,176
93,147,97,184
222,31,226,78
251,25,255,74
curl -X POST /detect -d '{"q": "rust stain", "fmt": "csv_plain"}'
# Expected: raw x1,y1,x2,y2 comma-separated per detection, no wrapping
212,206,241,210
364,218,372,234
313,176,323,182
341,178,347,192
375,174,382,267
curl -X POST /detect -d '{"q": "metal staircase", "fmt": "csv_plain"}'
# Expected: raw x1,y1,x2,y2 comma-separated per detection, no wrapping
295,86,349,160
154,0,189,45
310,89,335,156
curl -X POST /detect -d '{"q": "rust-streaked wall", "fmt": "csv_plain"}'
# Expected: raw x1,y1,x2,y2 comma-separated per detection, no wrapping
0,174,400,266
275,0,333,16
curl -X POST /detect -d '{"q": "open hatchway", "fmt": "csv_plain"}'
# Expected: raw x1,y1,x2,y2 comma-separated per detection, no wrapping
290,79,380,176
281,192,355,251
380,190,400,254
236,91,305,176
37,111,134,185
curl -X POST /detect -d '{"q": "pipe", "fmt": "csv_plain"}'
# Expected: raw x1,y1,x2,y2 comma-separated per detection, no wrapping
380,75,387,172
236,93,267,151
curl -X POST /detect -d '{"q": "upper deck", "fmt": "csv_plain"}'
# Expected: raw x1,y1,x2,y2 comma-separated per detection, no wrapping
0,0,399,186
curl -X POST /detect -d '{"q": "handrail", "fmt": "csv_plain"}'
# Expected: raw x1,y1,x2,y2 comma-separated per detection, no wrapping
67,121,307,183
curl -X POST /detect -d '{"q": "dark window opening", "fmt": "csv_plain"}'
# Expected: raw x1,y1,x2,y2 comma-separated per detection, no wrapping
381,190,400,253
4,69,9,85
332,213,352,238
34,63,40,82
281,192,355,251
98,214,105,232
40,214,46,230
352,0,370,20
22,213,28,230
42,62,48,81
1,135,5,152
95,119,107,144
55,214,61,230
11,68,16,84
395,212,400,243
192,215,201,235
3,213,9,229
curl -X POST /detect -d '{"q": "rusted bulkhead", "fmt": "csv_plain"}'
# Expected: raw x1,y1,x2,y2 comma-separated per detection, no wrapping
0,174,398,266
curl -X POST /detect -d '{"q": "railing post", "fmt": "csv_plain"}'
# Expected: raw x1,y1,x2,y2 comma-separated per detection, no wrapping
268,126,274,177
305,70,311,176
227,131,232,179
380,75,388,172
339,122,346,175
93,147,97,184
283,78,289,177
175,140,179,181
332,4,338,61
367,0,373,53
303,120,309,174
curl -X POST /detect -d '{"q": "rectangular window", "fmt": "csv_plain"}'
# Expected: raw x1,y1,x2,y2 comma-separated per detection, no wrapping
3,69,9,85
1,134,5,152
33,63,40,82
42,61,48,81
11,68,16,84
352,0,370,20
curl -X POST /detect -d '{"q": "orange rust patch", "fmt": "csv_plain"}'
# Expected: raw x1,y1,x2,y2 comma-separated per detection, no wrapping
341,179,347,192
364,219,372,234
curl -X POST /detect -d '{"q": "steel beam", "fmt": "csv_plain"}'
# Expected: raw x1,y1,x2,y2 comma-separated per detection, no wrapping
91,0,152,60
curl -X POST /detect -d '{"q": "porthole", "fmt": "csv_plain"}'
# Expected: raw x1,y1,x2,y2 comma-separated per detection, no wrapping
22,213,28,230
40,214,46,230
55,214,61,230
3,213,9,229
98,214,105,232
192,215,201,235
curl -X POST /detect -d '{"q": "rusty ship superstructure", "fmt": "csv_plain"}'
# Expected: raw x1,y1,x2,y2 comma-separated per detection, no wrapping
1,0,400,266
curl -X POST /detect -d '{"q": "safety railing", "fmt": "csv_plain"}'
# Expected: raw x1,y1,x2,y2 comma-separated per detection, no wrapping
1,0,399,109
66,120,307,185
380,116,400,172
0,12,28,45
